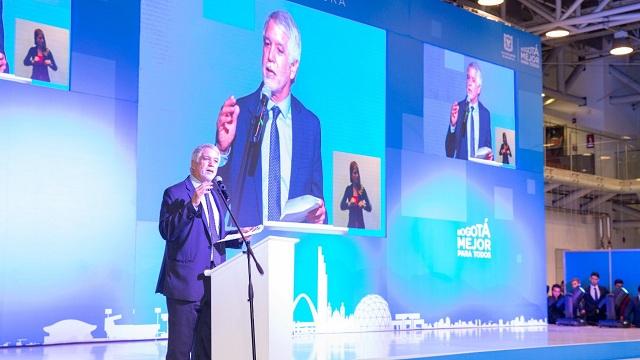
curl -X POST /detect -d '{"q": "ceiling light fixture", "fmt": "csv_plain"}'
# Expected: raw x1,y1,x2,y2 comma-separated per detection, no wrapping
478,0,504,5
610,31,633,56
545,28,570,38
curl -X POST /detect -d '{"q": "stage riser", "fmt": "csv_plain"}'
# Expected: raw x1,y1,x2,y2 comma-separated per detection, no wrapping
419,341,640,360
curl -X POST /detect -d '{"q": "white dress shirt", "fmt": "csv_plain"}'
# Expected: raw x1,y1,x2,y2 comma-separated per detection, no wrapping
261,95,293,221
190,175,220,235
467,102,479,158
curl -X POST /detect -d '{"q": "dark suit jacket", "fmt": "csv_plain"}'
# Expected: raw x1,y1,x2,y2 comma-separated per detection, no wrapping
584,284,608,319
219,85,323,227
631,296,640,326
547,295,565,324
445,99,491,160
155,177,241,302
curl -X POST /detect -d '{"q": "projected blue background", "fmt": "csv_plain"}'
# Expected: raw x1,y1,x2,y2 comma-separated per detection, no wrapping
0,0,544,346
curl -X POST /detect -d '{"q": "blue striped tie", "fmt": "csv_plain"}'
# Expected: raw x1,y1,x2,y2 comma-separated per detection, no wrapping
204,193,217,239
267,106,281,221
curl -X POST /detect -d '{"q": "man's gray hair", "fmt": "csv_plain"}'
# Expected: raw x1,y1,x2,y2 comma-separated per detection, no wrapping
191,143,219,164
264,10,301,64
467,62,482,87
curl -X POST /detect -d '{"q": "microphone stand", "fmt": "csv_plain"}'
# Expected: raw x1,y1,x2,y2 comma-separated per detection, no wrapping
228,89,268,224
214,183,263,360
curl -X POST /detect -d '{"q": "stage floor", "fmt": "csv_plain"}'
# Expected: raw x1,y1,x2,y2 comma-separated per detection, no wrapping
1,325,639,359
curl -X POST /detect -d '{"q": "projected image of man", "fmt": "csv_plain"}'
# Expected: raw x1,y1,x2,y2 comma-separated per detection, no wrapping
216,10,325,227
445,62,493,160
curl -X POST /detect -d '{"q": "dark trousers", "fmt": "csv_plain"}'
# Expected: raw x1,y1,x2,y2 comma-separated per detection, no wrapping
166,297,200,360
193,276,212,360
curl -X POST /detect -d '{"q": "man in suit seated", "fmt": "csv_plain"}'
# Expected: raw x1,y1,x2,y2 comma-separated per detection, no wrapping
564,277,586,320
215,10,325,227
603,279,631,322
548,284,565,324
585,271,609,324
631,286,640,327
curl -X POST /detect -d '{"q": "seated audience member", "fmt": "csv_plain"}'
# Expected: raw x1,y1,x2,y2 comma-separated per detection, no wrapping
564,277,586,319
547,284,565,324
604,279,631,321
632,286,640,327
585,271,608,324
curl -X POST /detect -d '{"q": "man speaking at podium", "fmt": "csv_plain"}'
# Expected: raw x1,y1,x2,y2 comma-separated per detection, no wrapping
445,62,493,161
215,10,325,227
156,144,241,360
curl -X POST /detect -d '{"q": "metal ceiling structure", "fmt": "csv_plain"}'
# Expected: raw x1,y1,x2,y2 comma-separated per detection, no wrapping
451,0,640,108
450,0,640,232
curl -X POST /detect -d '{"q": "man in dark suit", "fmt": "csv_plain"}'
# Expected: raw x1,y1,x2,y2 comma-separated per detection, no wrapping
215,10,325,227
156,144,241,360
547,284,565,324
631,286,640,327
604,279,631,322
584,271,609,324
564,277,586,319
445,62,493,161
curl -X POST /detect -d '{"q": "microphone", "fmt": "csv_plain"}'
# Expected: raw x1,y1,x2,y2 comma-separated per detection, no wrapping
214,176,230,203
460,99,471,137
250,86,271,144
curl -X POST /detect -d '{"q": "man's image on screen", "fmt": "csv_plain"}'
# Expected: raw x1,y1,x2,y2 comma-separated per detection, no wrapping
215,10,325,227
445,62,493,161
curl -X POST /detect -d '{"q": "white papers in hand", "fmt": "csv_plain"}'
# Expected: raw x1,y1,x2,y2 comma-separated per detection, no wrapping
475,147,492,159
217,225,264,243
280,195,322,222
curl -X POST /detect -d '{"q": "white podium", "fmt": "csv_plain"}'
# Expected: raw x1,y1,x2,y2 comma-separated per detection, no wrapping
206,236,299,359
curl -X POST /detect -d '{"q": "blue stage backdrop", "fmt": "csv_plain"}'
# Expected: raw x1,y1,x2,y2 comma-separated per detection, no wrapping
0,0,545,347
